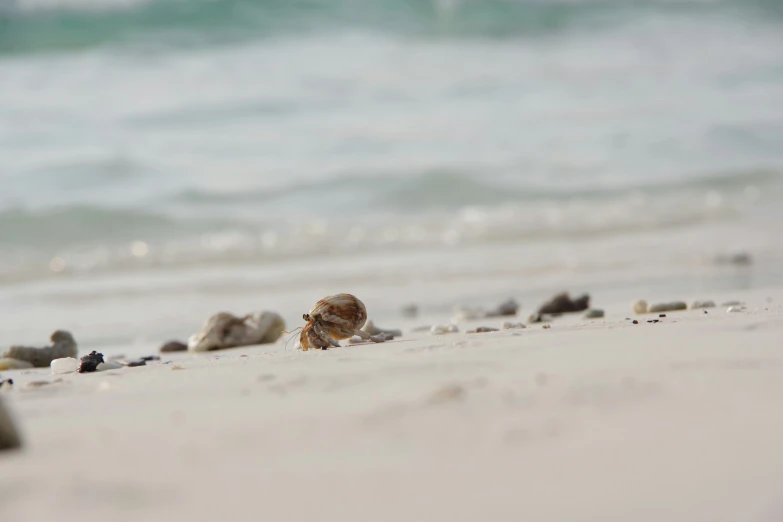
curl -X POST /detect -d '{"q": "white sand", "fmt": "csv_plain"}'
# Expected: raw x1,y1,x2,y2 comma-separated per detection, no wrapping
1,290,783,522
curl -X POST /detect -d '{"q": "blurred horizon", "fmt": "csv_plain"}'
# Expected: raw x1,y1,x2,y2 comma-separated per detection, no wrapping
1,0,782,286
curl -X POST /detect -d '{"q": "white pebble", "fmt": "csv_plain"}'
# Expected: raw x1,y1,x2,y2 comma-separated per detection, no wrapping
50,357,79,375
727,306,744,313
430,324,459,335
632,300,648,314
501,321,526,330
96,362,123,371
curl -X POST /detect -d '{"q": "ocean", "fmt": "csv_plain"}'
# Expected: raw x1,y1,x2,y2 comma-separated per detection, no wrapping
1,0,782,352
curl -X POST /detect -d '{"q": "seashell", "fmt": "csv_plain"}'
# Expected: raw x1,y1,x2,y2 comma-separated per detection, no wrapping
299,294,385,351
188,311,285,352
362,320,402,339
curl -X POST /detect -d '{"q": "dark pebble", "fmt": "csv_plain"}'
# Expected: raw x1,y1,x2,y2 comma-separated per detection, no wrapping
704,310,708,314
140,355,161,361
160,341,187,353
78,351,105,373
632,320,639,324
127,360,147,367
659,314,666,318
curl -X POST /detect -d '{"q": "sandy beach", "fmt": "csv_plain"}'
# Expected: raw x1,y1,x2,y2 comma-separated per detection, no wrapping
3,1,783,520
2,287,782,522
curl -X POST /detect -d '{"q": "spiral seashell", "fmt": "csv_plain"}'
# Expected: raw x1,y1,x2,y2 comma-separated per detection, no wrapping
300,293,385,351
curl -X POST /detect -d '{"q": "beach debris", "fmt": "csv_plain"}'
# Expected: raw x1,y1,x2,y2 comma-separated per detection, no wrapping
501,321,526,330
2,330,77,368
51,357,79,375
401,304,419,318
96,362,122,371
584,309,605,319
160,340,188,353
0,359,34,371
537,292,589,315
78,351,105,373
362,320,401,339
0,396,22,451
632,300,648,315
727,306,745,313
647,301,687,314
188,311,285,352
430,324,459,335
468,326,499,333
453,298,519,322
690,300,716,309
298,294,385,351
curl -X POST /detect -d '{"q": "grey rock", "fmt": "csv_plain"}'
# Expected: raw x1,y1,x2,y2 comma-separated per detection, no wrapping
2,330,77,368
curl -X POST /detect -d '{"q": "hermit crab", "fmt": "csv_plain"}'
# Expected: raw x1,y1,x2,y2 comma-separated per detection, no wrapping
297,293,387,351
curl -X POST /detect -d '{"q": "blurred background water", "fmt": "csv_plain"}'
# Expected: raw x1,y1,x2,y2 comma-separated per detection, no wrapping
1,0,782,349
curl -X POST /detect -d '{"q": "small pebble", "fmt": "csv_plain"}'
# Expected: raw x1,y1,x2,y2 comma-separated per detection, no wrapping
96,362,123,371
140,355,160,362
430,324,458,335
542,324,551,329
727,306,744,313
78,351,105,373
51,357,79,375
126,360,147,367
468,327,499,333
160,340,188,353
647,319,659,324
584,309,605,319
632,300,648,314
690,300,716,309
501,321,526,330
647,301,687,313
632,320,639,324
659,314,666,318
401,304,419,318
